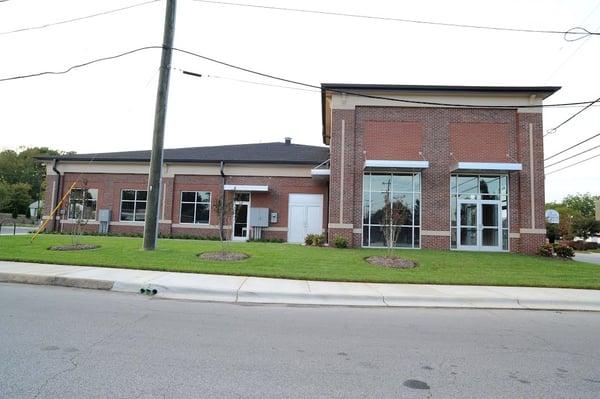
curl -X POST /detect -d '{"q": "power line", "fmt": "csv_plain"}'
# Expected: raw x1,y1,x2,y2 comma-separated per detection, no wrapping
193,0,600,40
544,143,600,168
0,0,161,36
544,131,600,161
0,46,160,82
545,152,600,175
1,44,599,110
544,95,600,136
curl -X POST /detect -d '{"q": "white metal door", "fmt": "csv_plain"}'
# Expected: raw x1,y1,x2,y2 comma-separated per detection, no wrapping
288,194,323,243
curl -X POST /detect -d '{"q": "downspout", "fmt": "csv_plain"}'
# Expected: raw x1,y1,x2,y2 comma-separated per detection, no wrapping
52,159,61,232
219,161,226,241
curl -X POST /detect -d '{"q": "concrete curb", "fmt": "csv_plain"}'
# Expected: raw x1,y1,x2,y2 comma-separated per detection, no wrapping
0,272,114,290
1,261,600,311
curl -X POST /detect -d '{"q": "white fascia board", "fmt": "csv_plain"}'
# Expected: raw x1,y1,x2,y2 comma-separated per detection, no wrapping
223,184,269,192
310,169,331,176
364,160,430,169
453,162,522,172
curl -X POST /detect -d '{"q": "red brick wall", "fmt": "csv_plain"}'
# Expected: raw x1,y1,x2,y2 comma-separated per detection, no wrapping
450,122,510,162
363,121,423,160
44,171,328,242
328,105,544,253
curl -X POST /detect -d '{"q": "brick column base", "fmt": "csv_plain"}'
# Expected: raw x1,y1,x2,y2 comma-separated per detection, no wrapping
520,233,545,255
328,228,354,247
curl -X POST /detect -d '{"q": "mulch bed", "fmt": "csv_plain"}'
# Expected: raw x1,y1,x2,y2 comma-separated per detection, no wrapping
199,251,249,261
366,256,417,269
48,244,100,251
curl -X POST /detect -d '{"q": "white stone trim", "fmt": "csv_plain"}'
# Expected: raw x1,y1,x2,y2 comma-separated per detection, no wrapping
328,223,353,229
519,228,546,234
109,221,145,227
509,232,521,238
353,228,362,234
264,227,288,232
421,230,451,237
60,220,99,225
172,223,220,229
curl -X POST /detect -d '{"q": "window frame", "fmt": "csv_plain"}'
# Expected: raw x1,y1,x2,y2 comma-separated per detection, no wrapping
361,171,422,249
67,188,98,221
450,174,509,251
179,191,212,225
119,189,148,222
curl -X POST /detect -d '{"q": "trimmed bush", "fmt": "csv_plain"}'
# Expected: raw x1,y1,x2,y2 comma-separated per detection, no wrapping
563,240,600,251
538,243,554,257
555,244,575,259
333,235,348,248
304,233,325,246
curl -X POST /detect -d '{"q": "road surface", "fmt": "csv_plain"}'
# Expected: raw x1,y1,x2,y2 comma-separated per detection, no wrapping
1,283,599,398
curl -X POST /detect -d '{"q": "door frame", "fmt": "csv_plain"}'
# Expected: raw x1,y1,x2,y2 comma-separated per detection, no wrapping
287,193,324,243
232,192,251,241
457,199,503,251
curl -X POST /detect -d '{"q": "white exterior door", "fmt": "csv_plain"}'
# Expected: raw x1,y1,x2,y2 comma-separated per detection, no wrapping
288,194,323,243
457,199,502,251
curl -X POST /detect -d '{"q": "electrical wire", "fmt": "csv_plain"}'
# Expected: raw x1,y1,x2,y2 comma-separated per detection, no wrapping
0,0,161,36
1,44,599,110
0,46,160,82
544,143,600,168
545,152,600,175
544,95,600,136
544,131,600,161
192,0,599,40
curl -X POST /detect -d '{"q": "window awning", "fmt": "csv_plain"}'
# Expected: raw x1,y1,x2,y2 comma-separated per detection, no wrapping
452,162,522,173
224,184,269,192
364,159,430,171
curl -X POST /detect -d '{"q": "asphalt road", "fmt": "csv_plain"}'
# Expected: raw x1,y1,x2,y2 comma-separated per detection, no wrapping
0,226,34,235
1,284,599,399
575,252,600,265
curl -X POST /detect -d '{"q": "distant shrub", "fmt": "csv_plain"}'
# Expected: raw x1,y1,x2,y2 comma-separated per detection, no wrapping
249,237,285,243
563,240,599,251
555,244,575,259
305,233,325,247
333,235,348,248
538,244,553,257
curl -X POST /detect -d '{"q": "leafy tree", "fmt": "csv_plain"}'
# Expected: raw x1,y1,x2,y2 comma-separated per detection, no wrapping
562,193,599,218
572,214,600,240
4,183,31,218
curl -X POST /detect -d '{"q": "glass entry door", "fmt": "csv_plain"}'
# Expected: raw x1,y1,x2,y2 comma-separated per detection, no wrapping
457,200,502,251
232,193,250,241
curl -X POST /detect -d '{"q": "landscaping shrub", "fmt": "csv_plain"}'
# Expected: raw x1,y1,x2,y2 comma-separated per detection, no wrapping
563,240,600,251
304,233,325,246
249,237,285,243
538,243,554,257
333,235,348,248
554,244,575,259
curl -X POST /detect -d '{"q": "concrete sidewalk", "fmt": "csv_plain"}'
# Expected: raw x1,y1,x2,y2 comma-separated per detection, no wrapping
1,260,599,311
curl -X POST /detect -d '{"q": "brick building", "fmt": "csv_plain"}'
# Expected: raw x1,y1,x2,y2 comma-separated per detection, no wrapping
40,84,559,253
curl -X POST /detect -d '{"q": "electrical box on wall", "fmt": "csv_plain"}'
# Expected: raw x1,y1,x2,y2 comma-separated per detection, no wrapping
270,212,278,224
250,208,269,227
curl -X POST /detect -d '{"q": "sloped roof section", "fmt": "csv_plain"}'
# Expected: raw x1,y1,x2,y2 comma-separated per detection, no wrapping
38,142,330,165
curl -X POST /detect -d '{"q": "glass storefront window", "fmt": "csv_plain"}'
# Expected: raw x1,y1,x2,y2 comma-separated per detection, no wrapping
363,172,421,248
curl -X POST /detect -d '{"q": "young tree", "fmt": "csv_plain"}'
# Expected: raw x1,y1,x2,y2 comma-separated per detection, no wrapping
213,190,238,254
381,184,409,257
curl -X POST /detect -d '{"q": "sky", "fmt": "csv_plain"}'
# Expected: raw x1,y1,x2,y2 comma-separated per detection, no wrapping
0,0,599,202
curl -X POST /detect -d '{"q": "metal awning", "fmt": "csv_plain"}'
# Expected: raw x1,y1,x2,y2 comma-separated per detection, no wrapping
452,162,522,173
223,184,269,192
364,160,430,171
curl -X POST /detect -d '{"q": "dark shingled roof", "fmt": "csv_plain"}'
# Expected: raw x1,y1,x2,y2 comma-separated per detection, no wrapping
38,142,330,165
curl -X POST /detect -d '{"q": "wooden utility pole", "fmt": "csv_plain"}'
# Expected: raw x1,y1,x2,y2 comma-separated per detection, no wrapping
143,0,176,250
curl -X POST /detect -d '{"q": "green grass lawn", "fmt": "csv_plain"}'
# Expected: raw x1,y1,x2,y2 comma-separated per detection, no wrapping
0,234,598,289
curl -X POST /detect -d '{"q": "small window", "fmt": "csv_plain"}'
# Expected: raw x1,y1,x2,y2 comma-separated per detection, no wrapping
68,188,98,220
120,190,147,222
180,191,211,224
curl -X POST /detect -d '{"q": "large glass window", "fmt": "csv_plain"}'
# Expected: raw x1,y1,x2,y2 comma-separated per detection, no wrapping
67,188,98,220
362,172,421,248
180,191,211,224
450,174,509,250
120,190,147,222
